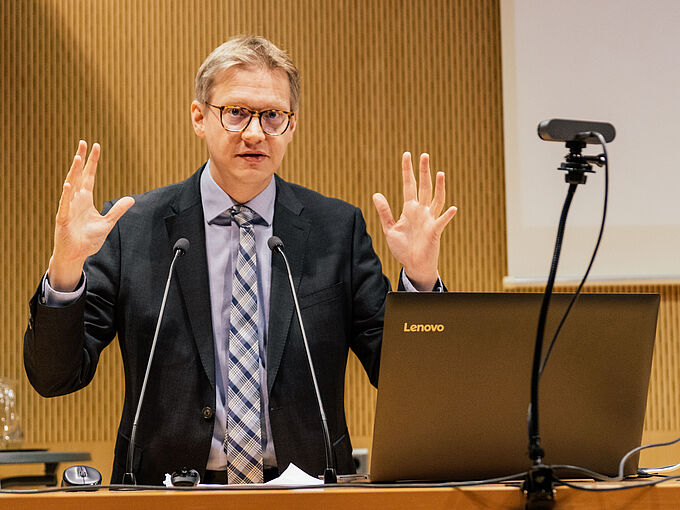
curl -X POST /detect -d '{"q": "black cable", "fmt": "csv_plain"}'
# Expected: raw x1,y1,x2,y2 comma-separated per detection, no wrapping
539,132,609,377
0,472,529,494
555,474,680,492
548,434,680,486
5,469,676,495
549,464,618,482
622,435,680,477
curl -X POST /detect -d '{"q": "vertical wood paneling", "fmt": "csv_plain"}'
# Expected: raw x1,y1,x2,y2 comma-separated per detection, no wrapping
1,0,677,457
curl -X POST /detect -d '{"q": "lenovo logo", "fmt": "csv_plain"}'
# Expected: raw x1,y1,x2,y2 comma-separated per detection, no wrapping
403,322,445,333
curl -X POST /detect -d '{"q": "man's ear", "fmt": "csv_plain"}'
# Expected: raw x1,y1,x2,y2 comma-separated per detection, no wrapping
288,112,298,135
191,100,206,138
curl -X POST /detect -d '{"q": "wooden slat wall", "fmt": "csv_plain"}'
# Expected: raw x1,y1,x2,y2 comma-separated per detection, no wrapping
1,0,677,468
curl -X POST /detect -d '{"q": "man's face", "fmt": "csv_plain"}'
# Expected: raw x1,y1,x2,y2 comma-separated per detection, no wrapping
191,65,297,202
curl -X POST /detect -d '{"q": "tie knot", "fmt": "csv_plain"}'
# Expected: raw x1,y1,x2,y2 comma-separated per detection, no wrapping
230,205,255,228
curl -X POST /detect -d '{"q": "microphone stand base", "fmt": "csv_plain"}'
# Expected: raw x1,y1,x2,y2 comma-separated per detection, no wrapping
113,471,137,490
323,468,337,484
523,464,555,510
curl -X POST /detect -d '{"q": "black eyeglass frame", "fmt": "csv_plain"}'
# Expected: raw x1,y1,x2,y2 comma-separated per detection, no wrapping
205,103,295,136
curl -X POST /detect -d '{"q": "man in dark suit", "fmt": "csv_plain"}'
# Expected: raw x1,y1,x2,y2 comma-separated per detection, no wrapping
24,36,456,485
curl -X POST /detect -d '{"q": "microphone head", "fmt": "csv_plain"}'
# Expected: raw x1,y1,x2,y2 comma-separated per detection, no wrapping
268,236,284,252
173,238,190,256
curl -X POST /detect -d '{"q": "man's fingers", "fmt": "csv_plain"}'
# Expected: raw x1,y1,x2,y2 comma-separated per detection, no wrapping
402,152,417,203
65,141,87,188
82,142,101,192
77,139,87,159
65,155,82,190
434,205,458,236
431,171,446,216
105,196,135,226
372,193,396,232
57,140,88,226
55,182,74,223
418,153,433,206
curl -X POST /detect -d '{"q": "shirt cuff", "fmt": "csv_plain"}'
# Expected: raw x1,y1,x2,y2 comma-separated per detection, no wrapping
400,271,443,292
42,271,86,307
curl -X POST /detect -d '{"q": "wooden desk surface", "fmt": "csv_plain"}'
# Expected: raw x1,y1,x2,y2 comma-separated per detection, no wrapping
2,483,680,510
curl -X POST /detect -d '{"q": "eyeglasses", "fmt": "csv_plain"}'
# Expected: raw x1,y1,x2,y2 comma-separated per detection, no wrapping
205,103,294,136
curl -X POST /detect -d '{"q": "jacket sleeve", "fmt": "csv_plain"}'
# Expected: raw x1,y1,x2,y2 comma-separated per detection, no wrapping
347,207,391,388
347,208,448,388
23,206,121,397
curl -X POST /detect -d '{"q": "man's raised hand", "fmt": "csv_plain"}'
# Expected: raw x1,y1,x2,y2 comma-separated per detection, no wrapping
372,152,457,291
48,141,135,291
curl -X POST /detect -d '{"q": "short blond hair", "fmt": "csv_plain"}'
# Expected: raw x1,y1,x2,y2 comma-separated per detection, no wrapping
195,35,300,111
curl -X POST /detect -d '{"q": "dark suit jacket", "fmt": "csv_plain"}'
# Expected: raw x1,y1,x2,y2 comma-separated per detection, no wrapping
24,165,392,484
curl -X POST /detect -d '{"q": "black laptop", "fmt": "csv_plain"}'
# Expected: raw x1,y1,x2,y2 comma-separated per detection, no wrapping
369,292,660,482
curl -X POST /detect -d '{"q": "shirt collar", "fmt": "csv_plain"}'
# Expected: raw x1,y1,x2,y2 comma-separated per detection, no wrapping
200,160,276,226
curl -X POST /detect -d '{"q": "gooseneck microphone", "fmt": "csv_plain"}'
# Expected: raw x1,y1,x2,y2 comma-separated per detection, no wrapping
267,236,338,484
122,238,190,485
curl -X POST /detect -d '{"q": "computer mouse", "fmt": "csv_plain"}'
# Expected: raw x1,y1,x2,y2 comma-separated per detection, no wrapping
171,467,200,487
61,465,103,487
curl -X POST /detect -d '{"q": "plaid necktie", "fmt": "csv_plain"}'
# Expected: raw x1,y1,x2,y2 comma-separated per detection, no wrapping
225,205,263,484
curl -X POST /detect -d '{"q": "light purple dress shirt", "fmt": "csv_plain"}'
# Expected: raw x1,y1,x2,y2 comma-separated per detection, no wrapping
200,161,278,470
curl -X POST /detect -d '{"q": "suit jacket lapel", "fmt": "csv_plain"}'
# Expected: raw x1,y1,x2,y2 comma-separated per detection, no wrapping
164,166,216,391
267,175,311,393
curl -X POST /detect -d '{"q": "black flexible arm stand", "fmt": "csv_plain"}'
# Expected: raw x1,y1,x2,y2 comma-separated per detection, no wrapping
524,140,600,509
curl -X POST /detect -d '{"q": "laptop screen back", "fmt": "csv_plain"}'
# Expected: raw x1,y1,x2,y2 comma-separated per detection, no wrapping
369,292,659,482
